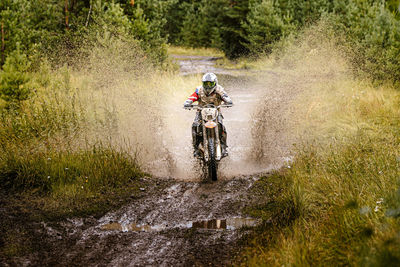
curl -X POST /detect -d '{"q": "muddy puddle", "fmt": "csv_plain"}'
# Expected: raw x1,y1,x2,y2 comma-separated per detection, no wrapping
101,217,259,232
191,217,259,230
153,56,281,179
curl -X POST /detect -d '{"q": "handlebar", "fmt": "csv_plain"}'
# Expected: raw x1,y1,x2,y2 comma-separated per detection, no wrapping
184,104,233,110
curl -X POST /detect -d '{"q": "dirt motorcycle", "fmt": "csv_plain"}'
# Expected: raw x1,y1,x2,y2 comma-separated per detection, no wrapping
184,104,232,181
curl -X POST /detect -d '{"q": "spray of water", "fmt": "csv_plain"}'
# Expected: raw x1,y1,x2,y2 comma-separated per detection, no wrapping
249,23,350,168
68,24,350,180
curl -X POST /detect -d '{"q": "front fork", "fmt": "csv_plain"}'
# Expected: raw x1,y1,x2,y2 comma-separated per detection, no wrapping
201,122,221,161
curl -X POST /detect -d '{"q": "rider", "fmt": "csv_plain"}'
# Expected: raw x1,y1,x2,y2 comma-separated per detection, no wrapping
183,72,233,158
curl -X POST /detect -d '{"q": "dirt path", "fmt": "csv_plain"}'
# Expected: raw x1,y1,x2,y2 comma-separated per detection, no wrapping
26,175,269,266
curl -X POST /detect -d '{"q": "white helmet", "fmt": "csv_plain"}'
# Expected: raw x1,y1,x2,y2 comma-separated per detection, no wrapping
202,72,218,96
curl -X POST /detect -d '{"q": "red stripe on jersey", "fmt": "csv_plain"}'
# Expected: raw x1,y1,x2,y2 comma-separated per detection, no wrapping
188,91,199,102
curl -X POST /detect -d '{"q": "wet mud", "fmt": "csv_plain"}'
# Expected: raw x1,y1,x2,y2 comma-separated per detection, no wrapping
13,175,270,266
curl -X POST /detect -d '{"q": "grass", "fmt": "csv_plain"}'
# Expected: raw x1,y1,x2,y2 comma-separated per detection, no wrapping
241,73,400,266
239,23,400,266
0,42,153,214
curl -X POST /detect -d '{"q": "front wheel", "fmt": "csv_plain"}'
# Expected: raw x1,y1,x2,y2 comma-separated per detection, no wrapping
207,137,218,181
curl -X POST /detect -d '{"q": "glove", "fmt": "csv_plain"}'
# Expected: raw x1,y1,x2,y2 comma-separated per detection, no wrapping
183,100,193,108
221,94,233,105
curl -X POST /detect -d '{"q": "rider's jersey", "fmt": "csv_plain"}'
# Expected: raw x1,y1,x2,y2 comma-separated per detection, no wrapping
187,85,232,107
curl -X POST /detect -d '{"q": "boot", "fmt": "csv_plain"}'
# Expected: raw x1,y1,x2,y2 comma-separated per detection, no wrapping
193,139,202,158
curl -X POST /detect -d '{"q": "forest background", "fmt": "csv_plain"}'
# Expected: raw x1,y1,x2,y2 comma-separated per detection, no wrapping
1,0,400,80
1,0,400,265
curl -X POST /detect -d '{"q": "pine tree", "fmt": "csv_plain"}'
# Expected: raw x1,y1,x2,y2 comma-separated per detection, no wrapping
244,0,295,55
220,0,251,58
0,44,32,106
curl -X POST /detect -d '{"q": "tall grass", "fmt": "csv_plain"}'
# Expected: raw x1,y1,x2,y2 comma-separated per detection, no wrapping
0,62,145,207
0,36,203,213
243,24,400,266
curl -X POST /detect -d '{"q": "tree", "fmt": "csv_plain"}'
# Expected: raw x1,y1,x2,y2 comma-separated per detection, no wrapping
244,0,295,55
0,44,32,106
220,0,251,58
0,0,63,68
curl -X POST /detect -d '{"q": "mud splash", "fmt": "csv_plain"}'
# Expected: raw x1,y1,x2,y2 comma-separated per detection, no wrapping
152,57,284,180
100,217,259,232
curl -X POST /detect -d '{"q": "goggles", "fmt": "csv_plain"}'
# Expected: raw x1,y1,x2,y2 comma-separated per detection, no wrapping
203,81,216,88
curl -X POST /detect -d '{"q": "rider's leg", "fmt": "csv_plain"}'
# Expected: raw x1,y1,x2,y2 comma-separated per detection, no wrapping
192,111,202,157
218,114,228,157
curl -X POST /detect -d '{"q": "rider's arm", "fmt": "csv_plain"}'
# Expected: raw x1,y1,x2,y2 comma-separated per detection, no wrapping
216,86,233,105
184,88,199,107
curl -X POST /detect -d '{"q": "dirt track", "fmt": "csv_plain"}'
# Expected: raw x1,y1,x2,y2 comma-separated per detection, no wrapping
16,175,269,266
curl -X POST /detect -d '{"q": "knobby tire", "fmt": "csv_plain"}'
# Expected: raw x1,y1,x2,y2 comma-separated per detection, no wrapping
207,137,218,181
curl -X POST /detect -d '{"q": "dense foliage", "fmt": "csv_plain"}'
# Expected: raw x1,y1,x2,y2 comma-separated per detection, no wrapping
1,0,400,83
0,0,168,67
163,0,400,83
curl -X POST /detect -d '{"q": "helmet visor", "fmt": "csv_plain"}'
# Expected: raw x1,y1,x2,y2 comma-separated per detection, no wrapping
203,81,216,90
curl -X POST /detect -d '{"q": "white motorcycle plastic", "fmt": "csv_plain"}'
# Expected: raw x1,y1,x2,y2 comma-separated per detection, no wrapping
185,104,232,181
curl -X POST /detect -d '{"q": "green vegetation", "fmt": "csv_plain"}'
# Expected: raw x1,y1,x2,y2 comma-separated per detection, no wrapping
0,0,165,217
161,0,400,85
0,44,32,106
241,26,400,265
245,87,400,265
0,0,168,66
2,1,400,81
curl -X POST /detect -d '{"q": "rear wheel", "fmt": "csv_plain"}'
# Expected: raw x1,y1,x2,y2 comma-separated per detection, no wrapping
207,137,218,181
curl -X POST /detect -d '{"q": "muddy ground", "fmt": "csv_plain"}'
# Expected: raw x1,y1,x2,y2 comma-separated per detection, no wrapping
2,174,272,266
